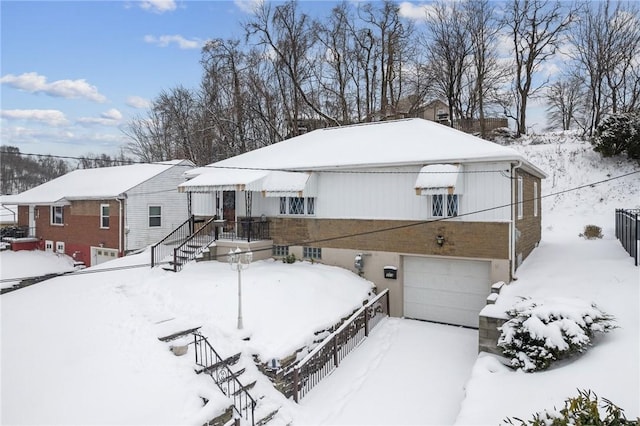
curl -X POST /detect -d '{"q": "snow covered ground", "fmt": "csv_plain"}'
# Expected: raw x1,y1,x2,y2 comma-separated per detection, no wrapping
0,249,77,289
1,134,639,424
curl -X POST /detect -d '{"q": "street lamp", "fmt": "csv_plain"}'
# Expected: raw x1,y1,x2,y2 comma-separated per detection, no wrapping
228,247,252,330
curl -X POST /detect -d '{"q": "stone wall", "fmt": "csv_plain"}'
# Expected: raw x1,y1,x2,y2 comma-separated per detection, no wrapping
478,281,509,357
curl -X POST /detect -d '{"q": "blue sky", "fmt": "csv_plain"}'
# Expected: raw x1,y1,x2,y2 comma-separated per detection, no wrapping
1,1,333,158
1,0,550,160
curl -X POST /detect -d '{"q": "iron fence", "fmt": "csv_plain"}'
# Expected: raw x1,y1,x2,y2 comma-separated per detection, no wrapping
291,289,390,402
615,208,639,266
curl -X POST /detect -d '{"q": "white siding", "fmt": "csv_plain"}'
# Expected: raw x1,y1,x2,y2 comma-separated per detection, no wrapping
124,161,192,251
191,192,217,216
246,162,512,222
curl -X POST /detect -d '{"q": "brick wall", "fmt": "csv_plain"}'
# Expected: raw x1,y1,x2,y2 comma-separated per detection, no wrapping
515,170,542,267
270,218,510,260
18,200,121,265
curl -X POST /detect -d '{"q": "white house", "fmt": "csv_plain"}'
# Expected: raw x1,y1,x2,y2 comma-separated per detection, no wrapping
2,160,194,266
179,119,546,328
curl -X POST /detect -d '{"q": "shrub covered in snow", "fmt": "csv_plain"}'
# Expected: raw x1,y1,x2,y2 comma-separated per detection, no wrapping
580,224,603,239
498,297,616,372
504,389,638,425
592,112,640,160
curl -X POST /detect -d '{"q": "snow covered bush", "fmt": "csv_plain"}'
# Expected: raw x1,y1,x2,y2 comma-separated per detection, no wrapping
592,112,640,160
504,389,638,425
498,297,616,372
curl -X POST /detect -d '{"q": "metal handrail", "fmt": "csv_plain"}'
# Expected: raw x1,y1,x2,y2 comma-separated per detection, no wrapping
151,215,194,267
291,288,390,402
170,217,219,272
193,331,256,425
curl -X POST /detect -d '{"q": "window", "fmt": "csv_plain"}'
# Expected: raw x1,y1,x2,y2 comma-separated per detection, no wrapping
533,182,538,217
51,206,64,225
279,197,316,216
273,245,289,257
431,194,459,218
517,177,524,219
100,204,110,228
149,206,162,227
303,246,322,259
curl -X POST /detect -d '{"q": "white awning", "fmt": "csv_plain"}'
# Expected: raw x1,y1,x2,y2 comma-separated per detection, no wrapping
414,164,464,195
178,168,311,196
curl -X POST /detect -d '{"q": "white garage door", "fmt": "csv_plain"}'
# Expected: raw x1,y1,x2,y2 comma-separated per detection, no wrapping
403,256,491,328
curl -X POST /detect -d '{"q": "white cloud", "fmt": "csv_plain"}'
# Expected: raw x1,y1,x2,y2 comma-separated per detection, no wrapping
398,2,434,21
139,0,176,14
0,72,107,103
126,96,151,109
77,108,123,126
0,109,69,126
144,34,203,50
234,0,263,15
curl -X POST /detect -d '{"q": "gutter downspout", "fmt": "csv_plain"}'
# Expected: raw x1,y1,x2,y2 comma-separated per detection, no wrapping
116,196,124,256
511,160,523,280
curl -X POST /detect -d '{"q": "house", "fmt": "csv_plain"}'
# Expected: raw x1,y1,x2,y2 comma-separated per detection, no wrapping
178,119,545,328
1,160,194,266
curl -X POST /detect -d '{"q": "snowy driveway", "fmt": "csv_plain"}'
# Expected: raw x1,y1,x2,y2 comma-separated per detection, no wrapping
295,318,478,425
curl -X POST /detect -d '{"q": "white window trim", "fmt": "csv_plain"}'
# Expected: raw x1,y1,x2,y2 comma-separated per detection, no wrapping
533,182,538,217
100,204,110,229
517,177,524,219
149,205,162,228
51,206,64,226
430,193,460,218
279,197,316,216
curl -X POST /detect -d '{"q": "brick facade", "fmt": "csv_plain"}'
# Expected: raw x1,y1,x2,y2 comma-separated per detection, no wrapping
18,200,122,266
515,170,542,267
270,218,510,260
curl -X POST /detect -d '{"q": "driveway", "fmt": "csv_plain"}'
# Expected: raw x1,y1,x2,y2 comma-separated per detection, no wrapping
296,318,478,425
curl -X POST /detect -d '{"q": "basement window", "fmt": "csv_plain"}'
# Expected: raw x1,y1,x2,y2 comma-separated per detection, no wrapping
303,246,322,260
273,245,289,257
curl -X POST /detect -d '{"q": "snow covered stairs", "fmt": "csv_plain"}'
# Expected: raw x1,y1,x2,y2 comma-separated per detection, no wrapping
191,331,280,426
163,235,216,272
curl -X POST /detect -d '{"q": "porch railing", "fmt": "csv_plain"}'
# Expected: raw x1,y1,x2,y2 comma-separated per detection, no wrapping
218,218,270,242
615,208,639,266
291,289,390,402
151,215,196,268
193,331,256,425
169,217,219,272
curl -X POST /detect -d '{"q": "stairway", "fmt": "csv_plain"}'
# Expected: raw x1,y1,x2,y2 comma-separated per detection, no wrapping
159,328,280,426
162,235,215,272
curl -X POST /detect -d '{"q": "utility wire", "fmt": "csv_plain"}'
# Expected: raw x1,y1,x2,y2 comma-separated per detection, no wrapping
1,170,637,285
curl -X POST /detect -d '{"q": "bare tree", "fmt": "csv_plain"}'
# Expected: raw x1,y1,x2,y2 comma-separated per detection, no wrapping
503,0,575,136
569,0,640,136
423,1,472,126
545,74,586,131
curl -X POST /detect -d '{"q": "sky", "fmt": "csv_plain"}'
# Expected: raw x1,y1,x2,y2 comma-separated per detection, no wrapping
0,0,551,160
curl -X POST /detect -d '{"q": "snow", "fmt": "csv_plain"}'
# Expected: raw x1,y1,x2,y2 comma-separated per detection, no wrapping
0,250,76,289
1,160,193,204
204,119,545,176
1,132,639,424
179,168,310,196
414,164,461,191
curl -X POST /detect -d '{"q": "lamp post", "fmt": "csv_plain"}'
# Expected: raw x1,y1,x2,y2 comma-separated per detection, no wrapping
228,247,252,330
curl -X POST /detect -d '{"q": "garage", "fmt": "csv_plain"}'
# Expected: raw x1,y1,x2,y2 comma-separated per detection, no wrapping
403,256,492,328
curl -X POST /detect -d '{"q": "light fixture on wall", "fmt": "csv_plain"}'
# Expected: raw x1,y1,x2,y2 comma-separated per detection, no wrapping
436,235,445,246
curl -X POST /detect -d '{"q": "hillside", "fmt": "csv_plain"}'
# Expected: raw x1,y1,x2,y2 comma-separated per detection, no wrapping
509,131,639,236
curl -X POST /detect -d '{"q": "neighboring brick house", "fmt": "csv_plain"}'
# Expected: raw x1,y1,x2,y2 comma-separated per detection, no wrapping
180,119,545,328
2,160,194,266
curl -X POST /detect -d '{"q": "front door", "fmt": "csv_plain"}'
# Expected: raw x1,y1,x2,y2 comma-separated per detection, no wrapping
223,191,235,226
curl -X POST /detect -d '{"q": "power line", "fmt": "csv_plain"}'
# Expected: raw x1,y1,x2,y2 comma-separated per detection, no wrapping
1,170,637,285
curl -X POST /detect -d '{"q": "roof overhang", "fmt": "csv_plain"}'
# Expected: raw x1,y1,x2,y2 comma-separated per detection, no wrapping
178,168,311,196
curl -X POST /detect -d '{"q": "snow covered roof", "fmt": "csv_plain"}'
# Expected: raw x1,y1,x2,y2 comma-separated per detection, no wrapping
192,119,545,178
2,160,194,205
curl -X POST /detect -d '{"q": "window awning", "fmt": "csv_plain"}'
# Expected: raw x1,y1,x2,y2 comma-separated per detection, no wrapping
178,168,311,197
414,164,464,195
